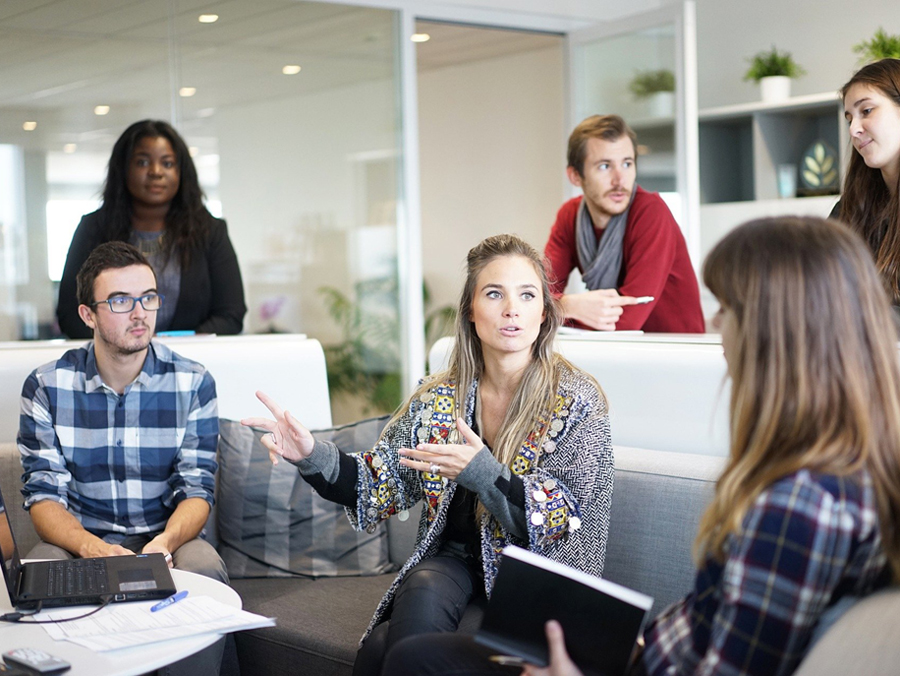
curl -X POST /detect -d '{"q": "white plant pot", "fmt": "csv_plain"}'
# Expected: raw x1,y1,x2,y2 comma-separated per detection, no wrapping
647,91,674,118
760,76,791,103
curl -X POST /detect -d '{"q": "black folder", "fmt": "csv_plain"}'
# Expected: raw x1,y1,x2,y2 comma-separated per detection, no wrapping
476,546,653,676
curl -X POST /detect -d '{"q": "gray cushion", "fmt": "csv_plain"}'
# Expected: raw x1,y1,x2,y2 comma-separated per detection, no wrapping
216,417,393,579
0,442,38,556
604,446,722,616
231,574,395,676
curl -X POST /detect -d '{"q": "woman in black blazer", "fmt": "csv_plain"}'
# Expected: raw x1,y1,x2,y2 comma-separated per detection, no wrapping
57,119,246,338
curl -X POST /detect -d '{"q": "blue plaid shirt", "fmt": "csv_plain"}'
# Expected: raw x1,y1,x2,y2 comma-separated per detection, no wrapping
18,341,218,543
641,469,890,676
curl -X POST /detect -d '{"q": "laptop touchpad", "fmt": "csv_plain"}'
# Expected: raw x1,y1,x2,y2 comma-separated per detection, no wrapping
117,568,158,591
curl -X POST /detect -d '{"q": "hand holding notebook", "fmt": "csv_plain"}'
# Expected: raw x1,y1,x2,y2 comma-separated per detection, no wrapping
475,546,652,676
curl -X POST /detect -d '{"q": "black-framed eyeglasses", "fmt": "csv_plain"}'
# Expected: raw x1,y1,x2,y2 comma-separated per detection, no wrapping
91,293,165,314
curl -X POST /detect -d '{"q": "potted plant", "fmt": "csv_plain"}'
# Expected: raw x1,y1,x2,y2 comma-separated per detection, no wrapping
629,69,675,118
853,27,900,64
743,46,806,103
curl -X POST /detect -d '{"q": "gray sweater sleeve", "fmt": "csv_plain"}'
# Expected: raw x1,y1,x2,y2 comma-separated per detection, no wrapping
291,438,358,507
455,447,528,540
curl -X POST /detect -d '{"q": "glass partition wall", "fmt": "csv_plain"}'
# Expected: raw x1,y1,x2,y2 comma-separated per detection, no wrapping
0,0,406,420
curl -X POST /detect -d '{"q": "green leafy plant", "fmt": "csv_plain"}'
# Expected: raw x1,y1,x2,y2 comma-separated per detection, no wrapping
743,46,806,82
628,69,675,98
318,279,456,415
853,28,900,64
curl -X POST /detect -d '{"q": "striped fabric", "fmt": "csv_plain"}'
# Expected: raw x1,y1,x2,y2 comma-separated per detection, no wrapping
216,417,393,578
641,470,890,676
18,341,218,542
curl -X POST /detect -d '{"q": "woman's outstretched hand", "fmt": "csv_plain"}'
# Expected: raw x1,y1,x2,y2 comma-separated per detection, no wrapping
522,621,583,676
241,390,315,465
398,418,483,481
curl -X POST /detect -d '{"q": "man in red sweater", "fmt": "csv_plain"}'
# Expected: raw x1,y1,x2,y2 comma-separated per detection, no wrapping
545,115,704,333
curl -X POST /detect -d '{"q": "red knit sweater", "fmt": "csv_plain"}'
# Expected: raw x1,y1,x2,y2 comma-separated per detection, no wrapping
544,188,705,333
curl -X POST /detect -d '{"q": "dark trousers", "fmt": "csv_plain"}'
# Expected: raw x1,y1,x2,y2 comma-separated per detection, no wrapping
383,633,519,675
353,554,486,676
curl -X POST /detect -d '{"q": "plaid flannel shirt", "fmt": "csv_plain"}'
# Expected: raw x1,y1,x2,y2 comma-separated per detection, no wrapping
18,340,218,543
642,469,890,676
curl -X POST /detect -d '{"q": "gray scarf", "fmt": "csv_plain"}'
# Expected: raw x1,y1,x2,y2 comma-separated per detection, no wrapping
575,185,637,290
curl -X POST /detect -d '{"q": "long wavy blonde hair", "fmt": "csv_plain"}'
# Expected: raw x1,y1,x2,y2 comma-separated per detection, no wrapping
698,216,900,579
395,234,599,518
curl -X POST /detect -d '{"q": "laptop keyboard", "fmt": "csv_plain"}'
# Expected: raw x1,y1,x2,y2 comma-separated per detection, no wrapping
46,559,109,596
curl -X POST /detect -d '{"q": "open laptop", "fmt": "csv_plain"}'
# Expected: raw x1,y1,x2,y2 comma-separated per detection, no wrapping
0,482,176,610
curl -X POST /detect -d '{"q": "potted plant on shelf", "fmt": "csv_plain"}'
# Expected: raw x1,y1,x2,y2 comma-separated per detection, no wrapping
629,69,675,118
743,46,806,103
853,27,900,64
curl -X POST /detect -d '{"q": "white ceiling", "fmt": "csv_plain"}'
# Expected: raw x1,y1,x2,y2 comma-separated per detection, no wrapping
0,0,569,158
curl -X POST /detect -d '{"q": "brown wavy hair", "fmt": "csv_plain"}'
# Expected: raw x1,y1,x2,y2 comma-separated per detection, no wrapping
699,216,900,579
838,58,900,301
567,115,638,176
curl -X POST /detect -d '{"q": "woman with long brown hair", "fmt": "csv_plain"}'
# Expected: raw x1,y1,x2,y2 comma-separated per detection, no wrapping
389,216,900,676
244,234,613,675
834,58,900,303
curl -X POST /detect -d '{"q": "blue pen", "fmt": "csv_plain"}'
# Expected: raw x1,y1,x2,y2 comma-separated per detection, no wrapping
151,590,188,612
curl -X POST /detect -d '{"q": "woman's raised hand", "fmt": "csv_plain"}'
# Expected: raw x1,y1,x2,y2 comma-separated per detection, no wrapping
398,418,483,481
241,390,315,465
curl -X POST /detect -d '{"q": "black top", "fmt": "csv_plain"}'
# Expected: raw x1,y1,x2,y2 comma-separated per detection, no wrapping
56,210,247,338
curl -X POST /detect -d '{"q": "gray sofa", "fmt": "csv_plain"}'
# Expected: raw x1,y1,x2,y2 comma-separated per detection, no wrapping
2,433,896,676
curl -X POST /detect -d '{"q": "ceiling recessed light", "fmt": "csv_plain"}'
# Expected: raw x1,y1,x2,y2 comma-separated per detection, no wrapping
22,121,37,131
63,143,77,153
282,65,302,75
189,146,200,157
94,105,110,116
179,87,197,97
198,14,218,23
410,33,430,43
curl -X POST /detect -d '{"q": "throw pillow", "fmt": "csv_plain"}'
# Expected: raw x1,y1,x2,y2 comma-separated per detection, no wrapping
217,415,393,578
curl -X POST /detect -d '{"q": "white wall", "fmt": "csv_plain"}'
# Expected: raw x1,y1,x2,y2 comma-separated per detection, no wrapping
418,45,566,312
215,78,400,342
692,0,897,109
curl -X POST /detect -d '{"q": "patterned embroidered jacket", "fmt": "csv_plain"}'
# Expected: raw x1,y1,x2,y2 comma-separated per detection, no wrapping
346,361,614,644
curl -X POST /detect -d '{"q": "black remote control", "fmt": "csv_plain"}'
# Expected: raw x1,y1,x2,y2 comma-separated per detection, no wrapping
3,649,70,675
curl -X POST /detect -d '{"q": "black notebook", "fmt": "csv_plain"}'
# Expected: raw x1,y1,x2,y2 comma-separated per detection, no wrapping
476,546,653,676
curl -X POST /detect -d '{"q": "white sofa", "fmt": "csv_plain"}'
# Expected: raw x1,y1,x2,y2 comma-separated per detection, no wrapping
429,333,731,456
0,333,332,442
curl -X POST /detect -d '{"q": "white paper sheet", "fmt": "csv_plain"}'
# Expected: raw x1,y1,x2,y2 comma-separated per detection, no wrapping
41,596,275,651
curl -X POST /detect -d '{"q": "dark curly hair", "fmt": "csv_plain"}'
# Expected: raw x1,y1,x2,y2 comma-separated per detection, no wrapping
100,119,212,267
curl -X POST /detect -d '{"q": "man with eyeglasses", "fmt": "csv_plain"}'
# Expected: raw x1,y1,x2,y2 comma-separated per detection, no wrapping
17,242,226,586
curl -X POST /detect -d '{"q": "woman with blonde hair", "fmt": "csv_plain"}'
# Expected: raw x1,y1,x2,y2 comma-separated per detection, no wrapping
244,233,613,675
393,216,900,676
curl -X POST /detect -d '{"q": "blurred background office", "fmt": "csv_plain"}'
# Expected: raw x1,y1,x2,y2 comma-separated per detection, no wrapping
0,0,894,420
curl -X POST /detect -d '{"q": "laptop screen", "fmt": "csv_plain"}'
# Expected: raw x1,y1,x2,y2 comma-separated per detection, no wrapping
0,482,23,603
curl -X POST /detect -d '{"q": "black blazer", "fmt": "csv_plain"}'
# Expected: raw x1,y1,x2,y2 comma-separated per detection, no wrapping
57,210,247,339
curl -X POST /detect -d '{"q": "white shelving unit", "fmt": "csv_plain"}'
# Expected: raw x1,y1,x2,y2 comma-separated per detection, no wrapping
698,92,848,204
695,92,848,318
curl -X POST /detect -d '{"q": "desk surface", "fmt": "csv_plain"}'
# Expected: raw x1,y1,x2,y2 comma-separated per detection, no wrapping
0,569,241,676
